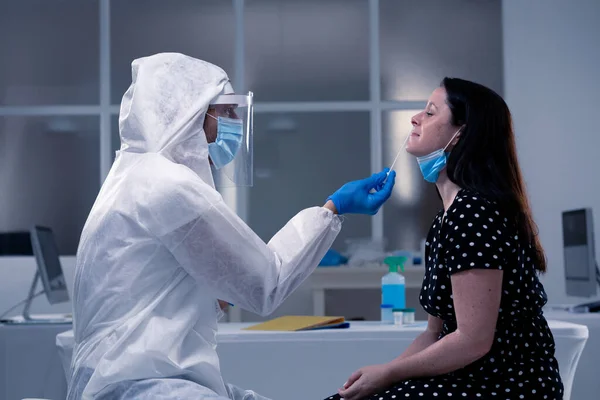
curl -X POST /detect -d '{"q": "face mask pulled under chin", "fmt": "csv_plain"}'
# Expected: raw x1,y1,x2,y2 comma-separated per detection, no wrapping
416,128,462,183
417,149,449,183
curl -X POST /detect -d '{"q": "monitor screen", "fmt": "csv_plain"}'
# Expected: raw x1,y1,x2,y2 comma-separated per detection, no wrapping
562,209,588,247
562,208,597,297
30,226,69,303
0,232,33,255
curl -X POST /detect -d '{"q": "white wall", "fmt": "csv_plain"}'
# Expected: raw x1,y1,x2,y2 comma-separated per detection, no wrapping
0,118,99,255
503,0,600,305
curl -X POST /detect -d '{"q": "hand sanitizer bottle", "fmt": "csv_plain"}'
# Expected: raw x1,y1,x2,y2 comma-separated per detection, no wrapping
382,256,406,310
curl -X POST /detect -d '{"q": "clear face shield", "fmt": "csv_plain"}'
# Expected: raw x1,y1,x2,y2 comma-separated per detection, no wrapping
207,92,254,187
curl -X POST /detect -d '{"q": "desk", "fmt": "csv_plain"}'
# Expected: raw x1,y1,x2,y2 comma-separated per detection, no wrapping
54,322,426,400
0,323,70,400
52,320,586,400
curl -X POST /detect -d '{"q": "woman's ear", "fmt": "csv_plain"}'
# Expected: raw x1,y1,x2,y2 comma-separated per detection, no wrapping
451,125,466,146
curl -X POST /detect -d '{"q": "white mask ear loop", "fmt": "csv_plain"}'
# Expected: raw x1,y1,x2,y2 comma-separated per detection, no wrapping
206,112,218,121
442,127,464,152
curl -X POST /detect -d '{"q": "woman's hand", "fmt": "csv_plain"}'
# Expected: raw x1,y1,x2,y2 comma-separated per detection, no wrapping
338,363,394,400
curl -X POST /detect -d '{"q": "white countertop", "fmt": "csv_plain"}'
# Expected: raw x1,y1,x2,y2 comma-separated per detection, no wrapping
54,319,588,345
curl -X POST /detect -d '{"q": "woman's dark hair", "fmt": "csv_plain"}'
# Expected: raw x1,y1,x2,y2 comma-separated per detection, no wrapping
442,77,546,273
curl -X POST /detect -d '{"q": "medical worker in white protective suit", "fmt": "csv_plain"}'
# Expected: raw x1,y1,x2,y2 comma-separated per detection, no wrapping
68,52,396,400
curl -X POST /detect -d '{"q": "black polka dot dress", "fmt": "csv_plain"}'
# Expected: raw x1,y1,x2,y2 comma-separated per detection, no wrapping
324,189,563,400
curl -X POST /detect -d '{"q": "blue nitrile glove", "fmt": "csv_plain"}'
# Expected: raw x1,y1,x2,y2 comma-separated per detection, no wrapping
326,169,396,215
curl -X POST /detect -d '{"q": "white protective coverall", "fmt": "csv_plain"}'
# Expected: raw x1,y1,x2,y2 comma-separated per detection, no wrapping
67,53,342,399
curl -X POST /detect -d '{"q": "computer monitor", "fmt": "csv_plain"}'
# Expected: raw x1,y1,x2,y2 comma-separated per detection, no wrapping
0,232,33,255
562,208,598,297
29,225,69,305
0,226,71,323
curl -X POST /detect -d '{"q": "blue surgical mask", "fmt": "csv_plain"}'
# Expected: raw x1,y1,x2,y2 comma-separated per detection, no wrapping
207,115,244,169
417,149,449,183
416,128,462,183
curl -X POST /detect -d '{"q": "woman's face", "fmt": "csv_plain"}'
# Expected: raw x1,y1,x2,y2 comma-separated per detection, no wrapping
406,87,461,157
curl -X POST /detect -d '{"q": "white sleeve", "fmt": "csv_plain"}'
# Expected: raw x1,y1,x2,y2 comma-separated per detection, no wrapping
152,182,342,316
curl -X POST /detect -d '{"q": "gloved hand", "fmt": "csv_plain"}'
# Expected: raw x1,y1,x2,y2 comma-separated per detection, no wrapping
327,169,396,215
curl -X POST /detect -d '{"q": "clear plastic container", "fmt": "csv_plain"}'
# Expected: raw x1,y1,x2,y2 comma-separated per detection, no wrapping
403,308,416,324
393,309,404,326
381,304,394,324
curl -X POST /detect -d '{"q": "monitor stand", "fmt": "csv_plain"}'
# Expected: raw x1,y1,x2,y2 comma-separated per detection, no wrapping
2,271,72,324
569,263,600,313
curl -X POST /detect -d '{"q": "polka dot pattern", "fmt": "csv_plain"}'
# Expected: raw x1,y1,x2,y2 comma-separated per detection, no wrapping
325,376,563,399
325,189,564,400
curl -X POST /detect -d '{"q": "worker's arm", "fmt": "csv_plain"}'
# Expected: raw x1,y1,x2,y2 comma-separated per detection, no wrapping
172,201,341,316
149,168,392,316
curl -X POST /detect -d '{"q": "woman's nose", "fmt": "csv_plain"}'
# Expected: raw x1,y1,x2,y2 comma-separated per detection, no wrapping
411,113,420,126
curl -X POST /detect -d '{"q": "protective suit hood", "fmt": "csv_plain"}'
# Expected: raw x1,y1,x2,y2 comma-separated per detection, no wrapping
117,52,234,187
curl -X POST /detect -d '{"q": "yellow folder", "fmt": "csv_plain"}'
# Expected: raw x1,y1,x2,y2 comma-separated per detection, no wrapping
243,315,345,331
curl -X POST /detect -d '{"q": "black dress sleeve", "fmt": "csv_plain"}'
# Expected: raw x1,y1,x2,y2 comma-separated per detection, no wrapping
443,192,516,275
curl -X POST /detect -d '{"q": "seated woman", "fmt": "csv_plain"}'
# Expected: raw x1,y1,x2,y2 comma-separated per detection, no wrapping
326,78,563,400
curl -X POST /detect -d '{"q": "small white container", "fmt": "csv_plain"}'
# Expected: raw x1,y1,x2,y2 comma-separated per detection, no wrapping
393,309,404,326
403,308,416,324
